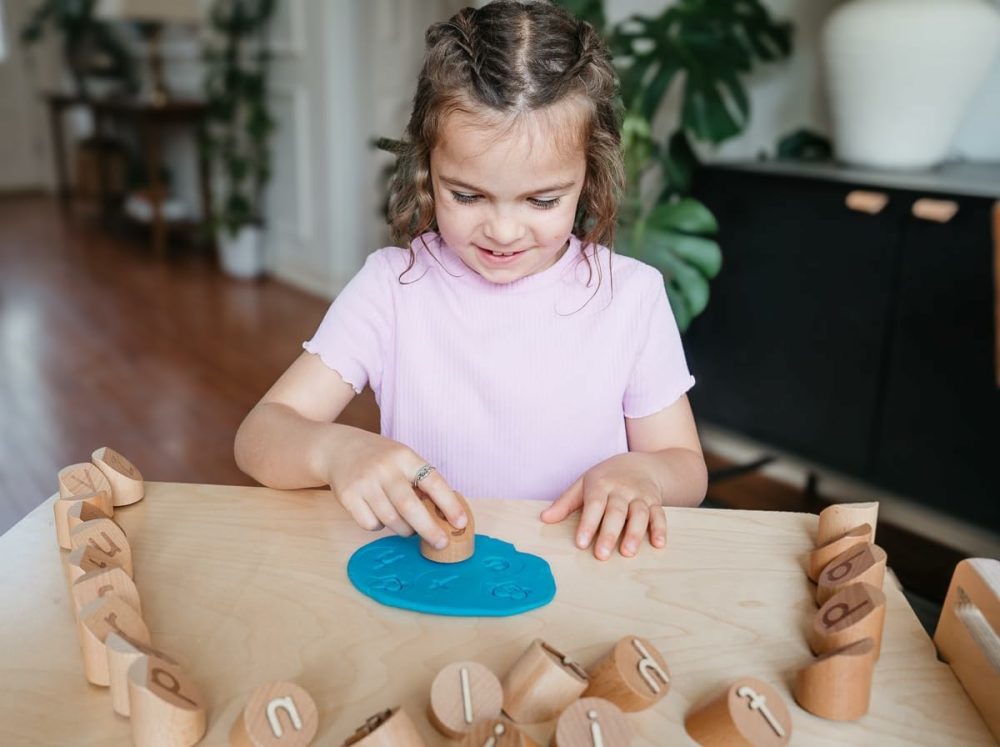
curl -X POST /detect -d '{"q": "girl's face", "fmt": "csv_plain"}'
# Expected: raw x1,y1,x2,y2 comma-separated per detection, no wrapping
430,104,588,284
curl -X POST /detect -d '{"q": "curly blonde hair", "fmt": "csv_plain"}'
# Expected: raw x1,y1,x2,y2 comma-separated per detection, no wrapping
386,0,624,261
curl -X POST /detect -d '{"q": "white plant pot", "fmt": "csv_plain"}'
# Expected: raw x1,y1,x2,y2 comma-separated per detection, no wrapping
217,225,265,279
822,0,1000,169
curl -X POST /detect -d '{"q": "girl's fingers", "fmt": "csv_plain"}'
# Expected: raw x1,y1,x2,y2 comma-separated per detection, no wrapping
649,504,668,548
619,499,651,557
385,481,448,549
575,488,608,550
415,467,467,529
368,489,414,537
540,477,584,524
341,493,384,532
593,492,630,560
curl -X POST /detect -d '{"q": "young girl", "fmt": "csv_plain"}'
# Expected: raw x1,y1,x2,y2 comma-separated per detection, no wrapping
234,0,707,561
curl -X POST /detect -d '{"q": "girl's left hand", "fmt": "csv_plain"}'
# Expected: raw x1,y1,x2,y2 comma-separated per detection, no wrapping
539,453,667,560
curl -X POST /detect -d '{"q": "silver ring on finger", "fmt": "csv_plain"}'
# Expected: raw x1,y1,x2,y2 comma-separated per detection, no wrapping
412,463,436,488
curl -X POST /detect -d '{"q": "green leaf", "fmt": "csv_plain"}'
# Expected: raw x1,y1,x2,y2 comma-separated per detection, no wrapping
776,127,833,162
648,198,719,235
661,131,698,196
647,228,722,278
551,0,606,32
666,282,693,333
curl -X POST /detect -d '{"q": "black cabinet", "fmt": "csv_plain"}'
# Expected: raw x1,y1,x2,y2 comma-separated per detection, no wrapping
687,164,999,529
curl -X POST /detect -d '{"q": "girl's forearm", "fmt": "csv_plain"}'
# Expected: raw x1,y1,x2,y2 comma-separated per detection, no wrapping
234,401,357,490
641,447,708,507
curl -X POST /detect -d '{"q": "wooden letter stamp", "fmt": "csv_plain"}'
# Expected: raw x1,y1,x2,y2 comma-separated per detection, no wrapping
458,719,538,747
230,680,319,747
810,582,886,658
55,462,112,549
419,491,475,563
66,500,112,533
342,707,426,746
552,697,631,747
816,502,878,546
70,517,133,577
934,558,1000,742
54,492,114,550
77,594,150,686
684,676,792,746
107,632,178,717
66,543,129,584
583,635,670,712
807,524,872,582
72,564,142,617
128,655,207,747
92,446,145,507
428,661,503,738
501,639,589,724
794,638,876,721
816,544,886,605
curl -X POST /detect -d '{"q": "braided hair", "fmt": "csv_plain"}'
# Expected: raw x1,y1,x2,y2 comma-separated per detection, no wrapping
387,1,623,264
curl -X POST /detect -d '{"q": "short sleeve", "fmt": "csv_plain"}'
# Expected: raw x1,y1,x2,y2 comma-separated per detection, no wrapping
622,272,696,418
302,250,394,395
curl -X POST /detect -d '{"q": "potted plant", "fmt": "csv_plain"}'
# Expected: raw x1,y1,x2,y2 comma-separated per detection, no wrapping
202,0,277,278
557,0,793,330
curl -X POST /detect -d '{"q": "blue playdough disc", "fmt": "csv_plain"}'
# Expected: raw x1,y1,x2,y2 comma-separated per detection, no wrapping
346,534,556,617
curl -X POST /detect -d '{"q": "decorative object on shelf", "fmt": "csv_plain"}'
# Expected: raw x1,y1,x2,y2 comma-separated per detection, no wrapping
821,0,1000,170
20,0,136,98
203,0,278,279
953,54,1000,161
94,0,203,106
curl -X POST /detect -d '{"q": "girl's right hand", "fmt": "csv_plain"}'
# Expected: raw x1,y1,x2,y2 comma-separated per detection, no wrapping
324,428,467,549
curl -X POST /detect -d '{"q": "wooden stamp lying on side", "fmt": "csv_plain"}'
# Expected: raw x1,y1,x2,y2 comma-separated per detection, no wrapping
55,462,113,549
106,632,178,717
457,718,537,747
816,543,886,605
230,680,319,747
428,661,503,738
77,594,150,687
501,639,589,724
66,544,131,585
342,707,426,746
816,502,878,546
419,491,475,563
72,564,142,618
128,654,207,747
552,697,631,747
92,446,145,507
583,635,670,712
807,524,872,582
810,582,886,658
794,637,876,721
66,500,112,533
685,676,792,746
934,557,1000,743
70,517,133,577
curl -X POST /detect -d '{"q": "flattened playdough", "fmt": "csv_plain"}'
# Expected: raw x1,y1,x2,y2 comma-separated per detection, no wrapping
347,534,556,617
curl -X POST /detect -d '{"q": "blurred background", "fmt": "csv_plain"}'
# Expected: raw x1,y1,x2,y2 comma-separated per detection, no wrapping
0,0,997,626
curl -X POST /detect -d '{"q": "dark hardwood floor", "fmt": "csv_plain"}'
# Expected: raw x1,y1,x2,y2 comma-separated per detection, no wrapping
0,195,962,627
0,195,377,534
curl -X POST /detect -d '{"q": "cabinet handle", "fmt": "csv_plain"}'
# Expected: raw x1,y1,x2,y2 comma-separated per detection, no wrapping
912,198,959,223
845,190,888,215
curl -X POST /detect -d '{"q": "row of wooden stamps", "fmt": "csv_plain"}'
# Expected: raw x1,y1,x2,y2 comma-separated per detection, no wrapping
57,450,210,747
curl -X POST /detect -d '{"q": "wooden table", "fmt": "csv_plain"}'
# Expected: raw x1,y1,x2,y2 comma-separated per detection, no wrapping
0,483,991,746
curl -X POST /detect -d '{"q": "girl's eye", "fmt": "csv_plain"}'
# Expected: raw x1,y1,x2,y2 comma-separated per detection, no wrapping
529,197,561,210
451,191,480,204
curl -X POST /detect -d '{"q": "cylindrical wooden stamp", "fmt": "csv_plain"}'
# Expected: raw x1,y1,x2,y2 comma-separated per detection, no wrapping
551,697,630,747
428,661,503,738
54,481,113,549
342,707,426,746
230,680,319,747
809,582,886,658
501,639,589,724
66,544,128,585
816,502,878,545
583,635,670,712
72,564,141,617
66,499,112,533
807,524,872,582
92,446,145,507
458,718,538,747
816,544,886,605
685,677,792,747
419,491,475,563
128,654,206,747
70,517,133,577
58,462,113,501
794,638,876,721
107,632,178,717
77,594,150,686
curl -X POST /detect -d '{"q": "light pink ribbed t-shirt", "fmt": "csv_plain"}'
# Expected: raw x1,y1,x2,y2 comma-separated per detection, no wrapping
303,232,694,502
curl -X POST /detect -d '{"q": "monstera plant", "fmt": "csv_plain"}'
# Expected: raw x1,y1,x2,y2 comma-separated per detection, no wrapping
556,0,793,330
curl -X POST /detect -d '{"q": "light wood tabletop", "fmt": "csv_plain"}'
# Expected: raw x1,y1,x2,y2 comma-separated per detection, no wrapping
0,482,992,746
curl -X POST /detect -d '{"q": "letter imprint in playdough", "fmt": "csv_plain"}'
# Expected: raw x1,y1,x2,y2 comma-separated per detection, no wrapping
736,686,785,738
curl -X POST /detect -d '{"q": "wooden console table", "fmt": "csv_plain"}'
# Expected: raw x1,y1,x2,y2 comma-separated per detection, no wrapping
0,483,991,745
45,93,211,257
